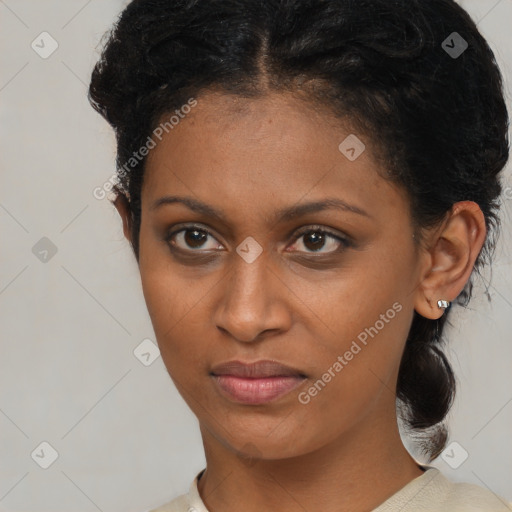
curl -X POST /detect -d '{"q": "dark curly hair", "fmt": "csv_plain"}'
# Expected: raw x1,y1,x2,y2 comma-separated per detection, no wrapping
88,0,509,461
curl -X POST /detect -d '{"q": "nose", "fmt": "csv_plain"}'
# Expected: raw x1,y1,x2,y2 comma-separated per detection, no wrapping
213,252,292,343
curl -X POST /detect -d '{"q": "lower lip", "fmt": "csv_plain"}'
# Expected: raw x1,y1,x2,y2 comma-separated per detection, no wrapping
212,375,306,404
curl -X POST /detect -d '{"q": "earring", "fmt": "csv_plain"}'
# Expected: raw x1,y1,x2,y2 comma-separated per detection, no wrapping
437,299,451,309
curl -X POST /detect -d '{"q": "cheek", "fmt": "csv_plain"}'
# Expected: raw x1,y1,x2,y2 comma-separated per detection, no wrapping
293,250,410,349
291,261,412,420
140,270,192,344
287,310,409,454
138,257,214,382
138,228,187,334
138,249,185,350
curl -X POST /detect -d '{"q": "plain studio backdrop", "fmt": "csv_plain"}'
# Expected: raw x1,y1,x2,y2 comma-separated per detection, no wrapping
0,1,511,511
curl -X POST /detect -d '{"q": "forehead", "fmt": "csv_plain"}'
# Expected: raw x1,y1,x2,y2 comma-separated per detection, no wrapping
142,91,408,228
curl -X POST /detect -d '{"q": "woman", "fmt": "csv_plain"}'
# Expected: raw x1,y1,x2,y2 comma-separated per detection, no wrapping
88,0,511,510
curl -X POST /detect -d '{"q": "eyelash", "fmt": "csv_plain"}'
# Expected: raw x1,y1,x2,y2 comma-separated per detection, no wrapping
165,223,352,255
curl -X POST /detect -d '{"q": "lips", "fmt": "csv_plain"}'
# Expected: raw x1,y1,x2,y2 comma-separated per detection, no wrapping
210,360,307,404
210,359,306,378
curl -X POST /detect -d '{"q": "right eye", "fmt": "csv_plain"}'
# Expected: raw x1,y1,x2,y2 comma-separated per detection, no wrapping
166,224,224,252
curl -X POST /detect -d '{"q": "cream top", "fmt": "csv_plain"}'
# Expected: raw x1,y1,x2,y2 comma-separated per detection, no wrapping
145,465,511,511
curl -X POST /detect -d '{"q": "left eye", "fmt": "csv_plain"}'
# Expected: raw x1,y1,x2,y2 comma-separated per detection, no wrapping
290,229,349,254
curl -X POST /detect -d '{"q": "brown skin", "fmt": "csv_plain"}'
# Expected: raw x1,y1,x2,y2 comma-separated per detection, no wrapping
115,91,486,511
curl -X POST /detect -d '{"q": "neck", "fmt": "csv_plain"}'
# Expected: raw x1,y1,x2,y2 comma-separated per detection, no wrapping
197,401,425,512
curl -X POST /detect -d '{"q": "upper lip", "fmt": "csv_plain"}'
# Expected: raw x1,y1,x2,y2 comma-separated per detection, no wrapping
210,360,306,378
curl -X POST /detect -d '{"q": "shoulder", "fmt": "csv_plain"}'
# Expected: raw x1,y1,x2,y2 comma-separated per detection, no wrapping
439,476,512,511
374,466,512,512
143,467,512,512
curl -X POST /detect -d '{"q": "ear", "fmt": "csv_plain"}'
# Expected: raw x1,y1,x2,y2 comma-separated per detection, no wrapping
113,192,133,244
414,201,487,320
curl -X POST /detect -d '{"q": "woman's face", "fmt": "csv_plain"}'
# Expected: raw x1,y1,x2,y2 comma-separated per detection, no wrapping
135,91,429,459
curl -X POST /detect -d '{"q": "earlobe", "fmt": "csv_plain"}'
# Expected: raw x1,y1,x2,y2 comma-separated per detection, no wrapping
414,201,487,319
113,193,133,243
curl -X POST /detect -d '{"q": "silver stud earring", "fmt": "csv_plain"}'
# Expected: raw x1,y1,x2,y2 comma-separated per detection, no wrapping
437,300,451,309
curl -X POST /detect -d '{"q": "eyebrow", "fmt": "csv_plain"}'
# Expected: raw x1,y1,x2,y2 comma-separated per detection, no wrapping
150,195,371,223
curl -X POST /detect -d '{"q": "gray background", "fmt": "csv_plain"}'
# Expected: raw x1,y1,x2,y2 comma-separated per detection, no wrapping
0,1,511,511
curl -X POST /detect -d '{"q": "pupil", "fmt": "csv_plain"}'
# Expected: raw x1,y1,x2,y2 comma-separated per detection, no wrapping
304,232,325,251
185,229,206,248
